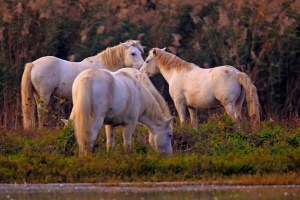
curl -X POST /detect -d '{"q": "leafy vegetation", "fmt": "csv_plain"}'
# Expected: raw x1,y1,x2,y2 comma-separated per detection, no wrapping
0,115,299,184
0,0,299,127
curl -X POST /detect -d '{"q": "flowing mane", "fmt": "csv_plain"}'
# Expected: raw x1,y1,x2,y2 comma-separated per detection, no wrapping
124,40,144,53
95,40,144,71
141,84,166,125
153,48,192,72
95,44,126,71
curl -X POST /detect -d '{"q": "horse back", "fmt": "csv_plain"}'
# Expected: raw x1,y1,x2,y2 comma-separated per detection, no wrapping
106,72,144,121
171,65,242,109
75,69,142,126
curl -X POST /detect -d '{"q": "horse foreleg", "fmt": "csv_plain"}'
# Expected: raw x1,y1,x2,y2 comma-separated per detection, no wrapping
122,121,138,153
188,108,198,130
105,125,116,152
174,100,187,126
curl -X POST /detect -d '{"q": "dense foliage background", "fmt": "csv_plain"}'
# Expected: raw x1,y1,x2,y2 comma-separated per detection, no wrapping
0,0,299,127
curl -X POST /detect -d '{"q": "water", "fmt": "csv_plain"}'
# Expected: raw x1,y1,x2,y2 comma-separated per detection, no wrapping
1,183,300,200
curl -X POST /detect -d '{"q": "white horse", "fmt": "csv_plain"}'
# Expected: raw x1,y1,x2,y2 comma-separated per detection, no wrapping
71,68,173,156
140,48,260,129
61,68,172,152
21,40,144,129
63,68,171,124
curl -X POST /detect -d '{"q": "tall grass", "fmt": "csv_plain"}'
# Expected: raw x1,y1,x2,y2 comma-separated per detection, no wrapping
0,114,299,184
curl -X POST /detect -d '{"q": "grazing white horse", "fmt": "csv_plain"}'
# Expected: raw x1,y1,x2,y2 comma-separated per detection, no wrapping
21,40,144,129
63,68,171,124
61,68,172,152
71,68,173,156
140,48,260,129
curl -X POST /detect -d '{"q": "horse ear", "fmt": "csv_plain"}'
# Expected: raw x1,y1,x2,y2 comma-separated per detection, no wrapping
120,43,131,49
161,47,166,51
153,48,157,55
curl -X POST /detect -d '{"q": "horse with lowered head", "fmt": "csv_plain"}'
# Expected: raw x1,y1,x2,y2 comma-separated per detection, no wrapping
71,68,173,156
140,48,260,129
21,40,144,129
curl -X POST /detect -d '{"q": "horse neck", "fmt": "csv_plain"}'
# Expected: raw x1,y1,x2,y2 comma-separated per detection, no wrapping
139,89,166,130
95,45,125,71
157,65,177,84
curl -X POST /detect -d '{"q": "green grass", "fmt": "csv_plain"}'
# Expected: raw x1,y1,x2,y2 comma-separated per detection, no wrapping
0,114,299,184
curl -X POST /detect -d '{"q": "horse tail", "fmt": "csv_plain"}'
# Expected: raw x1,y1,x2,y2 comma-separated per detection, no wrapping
74,77,93,156
137,73,172,118
21,63,36,129
236,72,260,125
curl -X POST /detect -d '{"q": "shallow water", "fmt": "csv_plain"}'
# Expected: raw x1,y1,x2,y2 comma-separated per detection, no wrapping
1,183,300,200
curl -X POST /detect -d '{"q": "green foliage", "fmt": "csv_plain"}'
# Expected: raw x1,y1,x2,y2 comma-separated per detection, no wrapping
0,115,299,183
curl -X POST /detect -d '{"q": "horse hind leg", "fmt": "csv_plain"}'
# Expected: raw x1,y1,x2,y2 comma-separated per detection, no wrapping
89,115,105,154
235,87,246,122
105,125,116,152
223,103,240,122
35,94,51,129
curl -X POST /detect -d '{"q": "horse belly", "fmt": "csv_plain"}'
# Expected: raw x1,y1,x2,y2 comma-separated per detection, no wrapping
104,102,137,126
104,116,125,126
57,64,91,99
53,84,73,100
183,84,220,110
187,94,221,110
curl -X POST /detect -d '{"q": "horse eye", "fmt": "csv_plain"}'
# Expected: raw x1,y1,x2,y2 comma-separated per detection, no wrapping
131,53,136,56
146,60,150,63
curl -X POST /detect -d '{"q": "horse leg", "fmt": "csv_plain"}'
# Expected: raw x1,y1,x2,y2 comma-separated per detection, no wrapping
88,116,105,154
235,87,246,122
188,108,198,130
105,125,116,152
68,108,75,126
235,104,243,122
174,100,187,126
224,103,240,124
35,94,51,129
122,121,138,153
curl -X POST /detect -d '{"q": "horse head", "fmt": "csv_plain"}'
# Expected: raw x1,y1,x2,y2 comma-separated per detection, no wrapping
148,116,173,155
139,47,165,77
120,43,144,69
